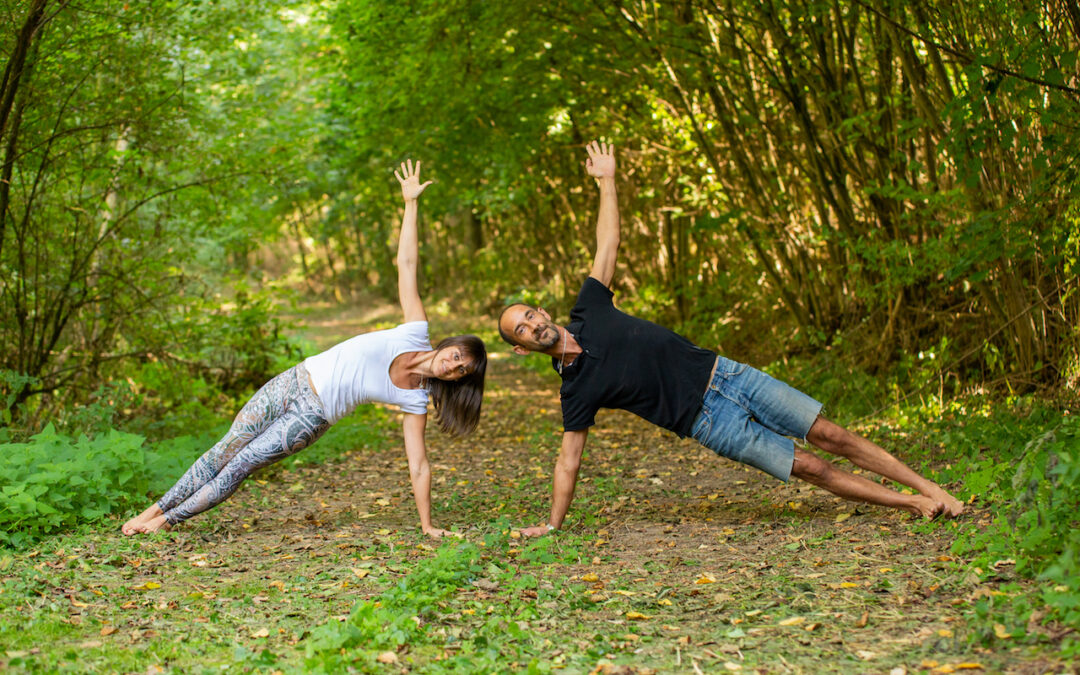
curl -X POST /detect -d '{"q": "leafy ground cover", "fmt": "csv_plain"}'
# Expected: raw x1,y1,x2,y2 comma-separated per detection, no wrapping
1,305,1075,673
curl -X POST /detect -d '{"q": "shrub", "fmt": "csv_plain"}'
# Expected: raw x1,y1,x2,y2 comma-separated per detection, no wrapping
952,414,1080,652
0,425,149,547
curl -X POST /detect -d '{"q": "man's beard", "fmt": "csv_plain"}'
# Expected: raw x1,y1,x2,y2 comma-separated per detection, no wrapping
534,324,560,349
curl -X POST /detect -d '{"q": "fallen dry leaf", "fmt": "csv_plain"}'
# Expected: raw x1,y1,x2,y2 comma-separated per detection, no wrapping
376,651,398,664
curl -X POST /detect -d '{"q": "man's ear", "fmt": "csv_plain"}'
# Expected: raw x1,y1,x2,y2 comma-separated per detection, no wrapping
539,307,551,320
513,345,531,356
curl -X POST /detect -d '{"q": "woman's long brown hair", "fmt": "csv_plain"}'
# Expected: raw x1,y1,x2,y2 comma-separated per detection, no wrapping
426,335,487,437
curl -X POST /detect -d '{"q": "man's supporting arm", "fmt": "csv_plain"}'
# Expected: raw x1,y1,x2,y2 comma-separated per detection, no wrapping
585,141,620,288
521,429,589,537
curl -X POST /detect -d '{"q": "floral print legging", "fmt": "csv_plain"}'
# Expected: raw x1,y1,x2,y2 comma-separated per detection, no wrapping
157,363,330,525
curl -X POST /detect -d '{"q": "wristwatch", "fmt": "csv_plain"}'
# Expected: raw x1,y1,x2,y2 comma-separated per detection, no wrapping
546,524,557,532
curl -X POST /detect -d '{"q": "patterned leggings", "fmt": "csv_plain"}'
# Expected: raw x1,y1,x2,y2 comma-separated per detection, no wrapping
157,363,331,525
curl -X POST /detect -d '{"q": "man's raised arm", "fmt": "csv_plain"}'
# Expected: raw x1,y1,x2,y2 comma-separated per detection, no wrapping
585,141,619,288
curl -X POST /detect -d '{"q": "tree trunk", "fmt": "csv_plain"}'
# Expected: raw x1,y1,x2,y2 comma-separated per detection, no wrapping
0,0,51,261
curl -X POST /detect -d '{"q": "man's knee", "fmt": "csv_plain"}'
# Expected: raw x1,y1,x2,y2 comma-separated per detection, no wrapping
806,417,852,451
791,449,832,484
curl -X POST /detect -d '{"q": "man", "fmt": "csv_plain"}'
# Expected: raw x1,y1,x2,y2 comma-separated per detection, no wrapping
499,141,963,537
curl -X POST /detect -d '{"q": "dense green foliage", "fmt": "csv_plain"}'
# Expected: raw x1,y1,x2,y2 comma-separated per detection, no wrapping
0,0,312,430
315,0,1080,386
2,0,1077,428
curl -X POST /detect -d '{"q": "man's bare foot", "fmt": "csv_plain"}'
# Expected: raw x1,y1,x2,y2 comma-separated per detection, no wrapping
924,487,964,518
122,504,164,535
133,514,172,533
906,495,946,519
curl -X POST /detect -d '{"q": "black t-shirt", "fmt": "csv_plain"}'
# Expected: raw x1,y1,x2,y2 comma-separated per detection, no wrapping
557,277,717,438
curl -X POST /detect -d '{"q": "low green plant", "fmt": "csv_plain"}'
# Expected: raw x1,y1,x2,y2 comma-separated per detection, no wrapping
304,541,483,672
302,532,601,673
0,424,225,548
0,425,149,547
951,414,1080,654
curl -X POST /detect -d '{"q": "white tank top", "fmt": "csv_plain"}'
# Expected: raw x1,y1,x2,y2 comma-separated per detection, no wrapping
303,321,431,424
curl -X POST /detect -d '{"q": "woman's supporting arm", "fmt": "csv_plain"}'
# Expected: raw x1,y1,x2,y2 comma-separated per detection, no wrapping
394,160,433,323
402,412,453,538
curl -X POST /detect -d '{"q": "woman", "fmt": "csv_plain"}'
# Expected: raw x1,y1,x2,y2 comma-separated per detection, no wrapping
122,160,486,539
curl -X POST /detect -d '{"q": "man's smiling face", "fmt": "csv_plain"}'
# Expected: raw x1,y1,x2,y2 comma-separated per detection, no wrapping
499,304,560,353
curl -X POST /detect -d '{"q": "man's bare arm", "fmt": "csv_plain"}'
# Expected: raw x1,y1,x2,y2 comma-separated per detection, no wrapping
585,141,619,288
520,429,589,537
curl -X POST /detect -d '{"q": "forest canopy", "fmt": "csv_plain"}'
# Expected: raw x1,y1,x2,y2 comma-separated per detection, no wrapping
1,0,1077,431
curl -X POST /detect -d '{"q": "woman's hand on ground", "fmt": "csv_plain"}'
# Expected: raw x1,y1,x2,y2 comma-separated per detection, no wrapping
394,159,433,201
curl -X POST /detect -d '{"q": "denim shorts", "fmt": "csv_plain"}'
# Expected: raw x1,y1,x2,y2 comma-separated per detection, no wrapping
691,356,823,482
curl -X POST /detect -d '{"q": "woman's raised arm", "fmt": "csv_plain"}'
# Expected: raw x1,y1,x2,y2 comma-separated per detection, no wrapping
394,160,433,323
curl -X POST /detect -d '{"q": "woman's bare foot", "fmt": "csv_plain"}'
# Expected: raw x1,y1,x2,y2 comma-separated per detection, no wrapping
122,504,164,535
133,514,172,533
